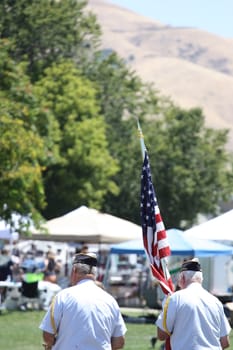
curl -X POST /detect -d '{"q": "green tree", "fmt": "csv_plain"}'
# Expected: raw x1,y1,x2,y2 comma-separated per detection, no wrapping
35,60,119,218
86,53,233,228
90,54,233,229
88,52,161,222
145,106,233,229
0,0,101,80
0,39,58,229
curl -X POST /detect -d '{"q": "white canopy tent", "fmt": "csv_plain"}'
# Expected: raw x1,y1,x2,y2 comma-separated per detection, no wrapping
0,218,19,242
28,206,142,243
185,209,233,241
0,228,19,242
0,222,19,253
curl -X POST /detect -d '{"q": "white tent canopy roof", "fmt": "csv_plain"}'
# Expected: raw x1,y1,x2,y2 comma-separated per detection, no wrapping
185,209,233,241
0,218,19,242
0,228,19,242
29,206,142,243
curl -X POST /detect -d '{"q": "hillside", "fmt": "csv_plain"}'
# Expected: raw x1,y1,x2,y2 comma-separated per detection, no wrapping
87,0,233,151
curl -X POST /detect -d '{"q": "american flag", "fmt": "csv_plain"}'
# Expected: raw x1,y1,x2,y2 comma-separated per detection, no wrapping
140,151,174,295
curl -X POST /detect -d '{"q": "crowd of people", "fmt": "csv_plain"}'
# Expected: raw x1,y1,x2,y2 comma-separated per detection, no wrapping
1,241,232,349
0,242,106,305
38,253,232,350
0,244,62,284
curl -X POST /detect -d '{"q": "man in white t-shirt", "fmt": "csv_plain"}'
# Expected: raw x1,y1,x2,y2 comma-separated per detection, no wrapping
39,252,127,350
156,259,231,350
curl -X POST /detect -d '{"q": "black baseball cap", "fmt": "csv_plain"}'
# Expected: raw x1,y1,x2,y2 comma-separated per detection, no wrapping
180,259,202,272
72,253,97,267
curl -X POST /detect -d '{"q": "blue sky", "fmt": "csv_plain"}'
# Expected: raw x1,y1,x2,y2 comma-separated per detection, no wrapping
110,0,233,38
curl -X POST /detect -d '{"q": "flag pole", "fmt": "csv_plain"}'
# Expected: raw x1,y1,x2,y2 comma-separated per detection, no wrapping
137,120,172,290
137,119,146,161
138,121,173,350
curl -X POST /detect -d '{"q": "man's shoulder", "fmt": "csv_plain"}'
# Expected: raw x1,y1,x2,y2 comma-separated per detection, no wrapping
169,285,196,301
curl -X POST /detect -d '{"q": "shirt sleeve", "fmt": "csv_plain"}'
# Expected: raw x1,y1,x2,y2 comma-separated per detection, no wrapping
219,304,231,337
39,307,55,334
111,306,127,337
39,294,61,334
156,295,176,335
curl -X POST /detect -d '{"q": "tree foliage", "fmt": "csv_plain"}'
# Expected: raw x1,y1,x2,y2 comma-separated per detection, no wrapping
0,0,101,80
88,52,161,222
144,106,233,228
35,61,119,218
87,53,233,228
0,39,53,228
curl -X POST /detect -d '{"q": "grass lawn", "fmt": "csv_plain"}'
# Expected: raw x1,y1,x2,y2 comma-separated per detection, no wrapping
0,309,233,350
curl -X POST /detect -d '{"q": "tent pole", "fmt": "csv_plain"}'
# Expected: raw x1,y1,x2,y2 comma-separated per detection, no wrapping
103,253,111,290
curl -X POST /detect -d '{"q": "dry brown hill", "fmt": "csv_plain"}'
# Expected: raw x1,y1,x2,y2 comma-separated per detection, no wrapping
87,0,233,151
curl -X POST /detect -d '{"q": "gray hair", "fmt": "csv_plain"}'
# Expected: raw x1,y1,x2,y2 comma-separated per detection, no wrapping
181,270,203,284
73,262,97,277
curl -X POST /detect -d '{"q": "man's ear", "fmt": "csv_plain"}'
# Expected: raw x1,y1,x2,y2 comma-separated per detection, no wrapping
71,266,77,276
178,273,185,289
181,274,186,287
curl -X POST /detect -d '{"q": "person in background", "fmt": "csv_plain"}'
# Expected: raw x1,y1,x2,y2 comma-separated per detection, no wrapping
39,252,127,350
0,249,13,281
0,249,14,305
43,251,57,283
12,241,20,258
156,259,231,349
75,244,89,255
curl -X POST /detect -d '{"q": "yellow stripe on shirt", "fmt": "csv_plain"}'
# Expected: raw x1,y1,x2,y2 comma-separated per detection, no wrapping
163,296,171,336
50,296,57,336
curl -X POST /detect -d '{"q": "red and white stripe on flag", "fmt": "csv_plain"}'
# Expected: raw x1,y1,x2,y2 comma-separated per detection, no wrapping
140,151,174,295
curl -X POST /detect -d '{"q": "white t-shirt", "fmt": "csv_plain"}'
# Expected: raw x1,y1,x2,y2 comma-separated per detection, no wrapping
156,283,231,350
39,279,127,350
